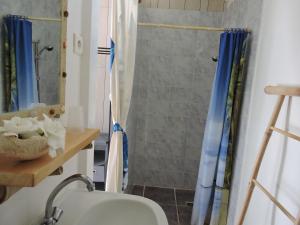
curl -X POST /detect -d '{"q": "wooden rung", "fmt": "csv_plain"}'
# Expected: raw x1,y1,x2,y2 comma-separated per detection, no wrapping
270,127,300,142
252,179,296,223
295,216,300,225
265,85,300,96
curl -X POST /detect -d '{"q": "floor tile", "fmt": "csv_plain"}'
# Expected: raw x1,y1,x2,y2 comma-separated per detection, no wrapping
175,189,195,206
144,186,176,205
178,206,192,225
131,185,144,196
161,204,179,225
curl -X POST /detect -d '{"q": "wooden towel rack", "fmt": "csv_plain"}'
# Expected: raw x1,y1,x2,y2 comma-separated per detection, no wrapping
237,85,300,225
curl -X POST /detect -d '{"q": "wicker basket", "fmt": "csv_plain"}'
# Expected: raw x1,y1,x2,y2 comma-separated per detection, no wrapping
0,134,49,161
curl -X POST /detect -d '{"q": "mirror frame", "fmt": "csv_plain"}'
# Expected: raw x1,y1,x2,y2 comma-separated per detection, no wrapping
0,0,68,123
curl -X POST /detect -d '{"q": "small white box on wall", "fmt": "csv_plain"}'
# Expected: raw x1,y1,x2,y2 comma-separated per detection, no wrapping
73,33,83,55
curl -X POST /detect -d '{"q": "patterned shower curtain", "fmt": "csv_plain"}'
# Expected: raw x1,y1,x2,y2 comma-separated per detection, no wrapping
105,0,138,192
2,15,37,112
192,31,249,225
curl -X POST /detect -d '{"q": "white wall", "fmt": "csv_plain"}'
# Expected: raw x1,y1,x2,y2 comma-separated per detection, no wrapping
76,0,110,177
95,0,111,134
0,1,97,225
233,0,300,224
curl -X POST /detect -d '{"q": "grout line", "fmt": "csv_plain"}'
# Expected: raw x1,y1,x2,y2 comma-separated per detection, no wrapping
142,185,146,196
136,184,195,192
174,188,180,225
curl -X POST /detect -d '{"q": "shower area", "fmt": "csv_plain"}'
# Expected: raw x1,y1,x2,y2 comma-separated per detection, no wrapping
31,6,61,105
126,7,223,225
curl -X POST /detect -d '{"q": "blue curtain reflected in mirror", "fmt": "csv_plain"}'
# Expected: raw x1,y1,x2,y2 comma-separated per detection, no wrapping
2,15,38,112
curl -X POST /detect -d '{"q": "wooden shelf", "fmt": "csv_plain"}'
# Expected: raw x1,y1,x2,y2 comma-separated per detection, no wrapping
0,128,100,187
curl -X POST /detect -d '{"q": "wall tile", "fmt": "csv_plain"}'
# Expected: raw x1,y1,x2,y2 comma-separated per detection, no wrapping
128,8,222,188
144,169,185,188
170,72,194,88
148,71,175,87
183,147,201,173
143,154,182,172
169,56,198,75
148,55,173,74
183,172,198,189
170,102,201,117
170,87,192,102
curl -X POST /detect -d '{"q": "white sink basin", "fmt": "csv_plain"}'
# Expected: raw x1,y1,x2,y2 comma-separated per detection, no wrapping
56,190,168,225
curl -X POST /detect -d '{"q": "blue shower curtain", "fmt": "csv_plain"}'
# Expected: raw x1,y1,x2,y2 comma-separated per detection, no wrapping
3,16,37,111
192,31,249,225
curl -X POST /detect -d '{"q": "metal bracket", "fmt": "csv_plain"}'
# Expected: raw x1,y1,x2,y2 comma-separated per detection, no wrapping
50,167,64,176
82,143,93,150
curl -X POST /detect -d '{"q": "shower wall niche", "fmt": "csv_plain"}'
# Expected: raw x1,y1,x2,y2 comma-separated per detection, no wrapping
127,8,223,189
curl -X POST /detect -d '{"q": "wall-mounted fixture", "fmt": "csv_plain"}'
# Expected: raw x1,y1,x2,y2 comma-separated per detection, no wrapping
73,33,83,55
33,41,54,102
211,56,218,62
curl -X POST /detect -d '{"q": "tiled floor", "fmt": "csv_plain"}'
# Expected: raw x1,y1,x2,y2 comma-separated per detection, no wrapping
128,185,195,225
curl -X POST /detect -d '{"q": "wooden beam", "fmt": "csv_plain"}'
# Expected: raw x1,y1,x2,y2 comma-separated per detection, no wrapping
200,0,209,11
141,0,151,7
296,212,300,225
158,0,170,8
150,0,159,7
185,0,201,10
265,85,300,96
270,127,300,142
170,0,185,9
207,0,224,11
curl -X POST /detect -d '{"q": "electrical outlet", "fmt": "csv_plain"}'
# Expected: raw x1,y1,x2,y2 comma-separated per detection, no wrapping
73,33,83,55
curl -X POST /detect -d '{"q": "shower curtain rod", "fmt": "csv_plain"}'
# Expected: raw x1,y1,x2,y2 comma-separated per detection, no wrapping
27,16,61,22
5,14,62,22
138,22,251,32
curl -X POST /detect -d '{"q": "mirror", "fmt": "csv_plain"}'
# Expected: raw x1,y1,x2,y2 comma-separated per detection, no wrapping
0,0,66,115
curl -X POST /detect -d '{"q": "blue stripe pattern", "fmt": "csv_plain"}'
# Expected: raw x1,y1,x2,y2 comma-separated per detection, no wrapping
113,122,129,187
110,39,115,71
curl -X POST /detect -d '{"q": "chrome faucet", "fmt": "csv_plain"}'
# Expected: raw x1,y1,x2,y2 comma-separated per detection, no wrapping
40,174,95,225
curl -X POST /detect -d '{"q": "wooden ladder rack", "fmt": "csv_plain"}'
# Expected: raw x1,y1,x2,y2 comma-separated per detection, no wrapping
237,85,300,225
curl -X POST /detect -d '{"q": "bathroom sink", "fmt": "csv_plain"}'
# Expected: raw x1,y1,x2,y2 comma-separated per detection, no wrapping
56,190,168,225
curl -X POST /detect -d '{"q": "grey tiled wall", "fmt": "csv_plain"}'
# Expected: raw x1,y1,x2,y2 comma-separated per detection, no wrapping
127,8,223,189
32,20,60,105
0,0,61,113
